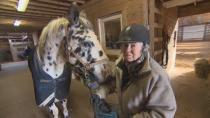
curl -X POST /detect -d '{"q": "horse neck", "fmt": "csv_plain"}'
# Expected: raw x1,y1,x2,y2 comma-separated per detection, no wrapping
43,38,64,62
39,38,66,78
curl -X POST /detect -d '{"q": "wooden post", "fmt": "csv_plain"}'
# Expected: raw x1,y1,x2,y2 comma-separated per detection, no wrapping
149,0,155,57
178,26,183,42
203,23,207,41
209,57,210,64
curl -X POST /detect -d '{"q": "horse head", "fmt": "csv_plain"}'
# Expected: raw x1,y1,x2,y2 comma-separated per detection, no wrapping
66,6,114,90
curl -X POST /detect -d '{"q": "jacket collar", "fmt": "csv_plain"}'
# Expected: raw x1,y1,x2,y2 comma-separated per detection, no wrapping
138,51,151,75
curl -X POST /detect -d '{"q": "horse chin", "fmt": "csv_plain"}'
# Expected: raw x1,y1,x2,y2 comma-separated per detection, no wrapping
95,74,104,83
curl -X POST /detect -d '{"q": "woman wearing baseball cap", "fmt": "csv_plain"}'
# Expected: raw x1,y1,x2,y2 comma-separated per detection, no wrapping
115,24,176,118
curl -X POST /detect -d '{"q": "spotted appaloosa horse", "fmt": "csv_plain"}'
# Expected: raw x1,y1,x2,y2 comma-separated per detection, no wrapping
28,5,115,118
28,17,72,118
67,6,116,116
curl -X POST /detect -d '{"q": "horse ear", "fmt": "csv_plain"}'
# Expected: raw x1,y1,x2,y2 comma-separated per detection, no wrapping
68,5,79,24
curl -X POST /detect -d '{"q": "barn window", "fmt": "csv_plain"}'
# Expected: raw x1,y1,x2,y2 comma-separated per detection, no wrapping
98,13,122,56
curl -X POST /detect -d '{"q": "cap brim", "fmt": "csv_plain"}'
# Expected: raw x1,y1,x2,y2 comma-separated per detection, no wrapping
116,40,138,44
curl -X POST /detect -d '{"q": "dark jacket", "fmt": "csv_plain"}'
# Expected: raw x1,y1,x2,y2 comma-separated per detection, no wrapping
28,48,72,107
115,51,176,118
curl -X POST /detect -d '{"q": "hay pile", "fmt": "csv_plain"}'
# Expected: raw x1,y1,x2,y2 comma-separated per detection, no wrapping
194,58,210,79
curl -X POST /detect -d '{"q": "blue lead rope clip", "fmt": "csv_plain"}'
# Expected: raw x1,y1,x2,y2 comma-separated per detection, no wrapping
88,81,99,90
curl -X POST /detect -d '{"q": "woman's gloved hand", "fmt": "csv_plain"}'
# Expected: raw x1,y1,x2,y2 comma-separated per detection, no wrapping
91,94,111,113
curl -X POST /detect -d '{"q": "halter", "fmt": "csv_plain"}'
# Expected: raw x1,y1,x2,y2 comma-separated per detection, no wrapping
65,26,109,90
71,50,109,71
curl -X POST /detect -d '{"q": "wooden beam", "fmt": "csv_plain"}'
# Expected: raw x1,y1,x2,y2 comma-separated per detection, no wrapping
80,0,100,9
0,3,16,11
178,1,210,17
163,0,203,8
36,0,71,7
0,1,17,7
0,9,60,19
1,2,66,14
29,2,69,11
8,0,85,4
27,5,67,14
8,0,70,11
66,0,85,4
0,14,53,21
0,18,46,25
0,19,48,26
0,6,66,16
0,24,43,32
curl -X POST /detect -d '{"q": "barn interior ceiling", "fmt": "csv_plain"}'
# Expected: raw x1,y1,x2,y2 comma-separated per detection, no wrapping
0,0,209,32
0,0,91,32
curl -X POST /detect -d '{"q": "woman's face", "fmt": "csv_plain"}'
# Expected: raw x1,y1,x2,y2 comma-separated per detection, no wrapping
121,42,143,62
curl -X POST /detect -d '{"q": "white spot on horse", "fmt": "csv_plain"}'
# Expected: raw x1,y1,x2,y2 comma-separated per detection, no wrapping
49,103,59,118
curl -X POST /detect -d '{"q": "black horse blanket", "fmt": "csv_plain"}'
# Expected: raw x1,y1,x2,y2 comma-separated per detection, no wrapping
28,48,72,107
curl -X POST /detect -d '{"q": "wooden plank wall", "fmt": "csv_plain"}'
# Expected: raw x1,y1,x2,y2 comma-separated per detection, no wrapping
81,0,145,38
178,23,210,42
0,37,13,63
82,0,178,65
178,1,210,17
8,33,34,61
150,0,178,66
204,23,210,41
149,0,164,64
177,13,210,42
81,0,146,59
0,38,10,50
81,0,147,60
162,7,178,72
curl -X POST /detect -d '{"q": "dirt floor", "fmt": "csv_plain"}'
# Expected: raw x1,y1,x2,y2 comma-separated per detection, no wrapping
170,41,210,118
0,41,210,118
0,62,93,118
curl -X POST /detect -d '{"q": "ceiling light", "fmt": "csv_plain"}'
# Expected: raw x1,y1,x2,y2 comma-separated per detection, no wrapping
14,20,21,26
17,0,29,12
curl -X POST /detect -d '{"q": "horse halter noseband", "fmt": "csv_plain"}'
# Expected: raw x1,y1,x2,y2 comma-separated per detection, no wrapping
67,44,109,90
67,47,109,75
64,26,109,89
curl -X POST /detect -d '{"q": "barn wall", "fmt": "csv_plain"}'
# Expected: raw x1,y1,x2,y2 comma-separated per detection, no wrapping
179,13,210,26
0,38,10,51
163,7,178,73
0,37,13,63
81,0,146,59
148,0,178,72
178,13,210,42
149,0,164,63
178,1,210,17
81,0,145,34
81,0,178,68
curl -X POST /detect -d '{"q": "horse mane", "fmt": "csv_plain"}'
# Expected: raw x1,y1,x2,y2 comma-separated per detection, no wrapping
37,17,69,60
